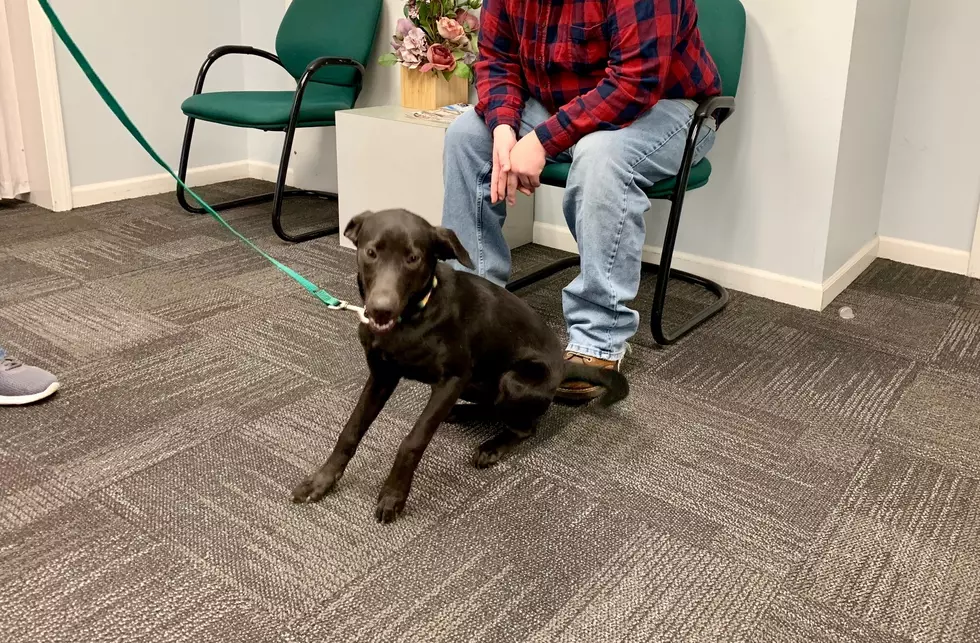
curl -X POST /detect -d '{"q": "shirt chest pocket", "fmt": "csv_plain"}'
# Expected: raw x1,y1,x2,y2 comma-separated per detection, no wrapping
553,22,608,70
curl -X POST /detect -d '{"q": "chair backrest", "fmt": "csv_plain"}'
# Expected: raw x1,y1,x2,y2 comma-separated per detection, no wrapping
695,0,746,97
276,0,383,87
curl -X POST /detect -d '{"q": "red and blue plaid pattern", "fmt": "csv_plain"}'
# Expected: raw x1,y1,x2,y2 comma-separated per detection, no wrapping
474,0,722,156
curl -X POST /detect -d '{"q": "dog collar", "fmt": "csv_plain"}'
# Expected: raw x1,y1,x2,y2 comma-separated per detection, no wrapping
395,276,437,324
418,276,437,310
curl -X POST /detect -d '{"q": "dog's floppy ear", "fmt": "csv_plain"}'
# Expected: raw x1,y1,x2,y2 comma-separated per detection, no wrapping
433,227,474,268
344,211,372,246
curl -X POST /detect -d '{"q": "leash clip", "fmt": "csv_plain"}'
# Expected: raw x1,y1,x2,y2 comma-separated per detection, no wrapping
327,300,370,325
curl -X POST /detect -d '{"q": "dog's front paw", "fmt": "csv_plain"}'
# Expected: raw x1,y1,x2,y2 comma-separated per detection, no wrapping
374,488,407,524
291,470,340,503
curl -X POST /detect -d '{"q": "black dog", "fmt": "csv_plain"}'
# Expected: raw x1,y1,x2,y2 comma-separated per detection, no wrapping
291,209,628,523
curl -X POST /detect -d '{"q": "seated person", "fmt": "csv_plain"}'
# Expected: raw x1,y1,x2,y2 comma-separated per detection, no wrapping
443,0,721,400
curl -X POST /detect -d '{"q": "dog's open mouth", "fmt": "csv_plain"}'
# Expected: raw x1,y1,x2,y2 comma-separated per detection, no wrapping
367,317,396,334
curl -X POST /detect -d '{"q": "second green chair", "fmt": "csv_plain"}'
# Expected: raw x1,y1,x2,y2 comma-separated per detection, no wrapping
176,0,382,242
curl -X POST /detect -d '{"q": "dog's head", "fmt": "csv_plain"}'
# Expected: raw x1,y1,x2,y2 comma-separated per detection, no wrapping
344,209,473,333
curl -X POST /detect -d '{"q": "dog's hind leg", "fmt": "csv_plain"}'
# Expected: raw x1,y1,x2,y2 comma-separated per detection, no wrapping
472,370,551,469
446,385,497,424
472,422,538,469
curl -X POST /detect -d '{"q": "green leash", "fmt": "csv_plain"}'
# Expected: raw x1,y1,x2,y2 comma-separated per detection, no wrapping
36,0,366,320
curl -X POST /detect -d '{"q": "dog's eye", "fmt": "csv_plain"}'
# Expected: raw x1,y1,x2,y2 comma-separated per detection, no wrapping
365,248,377,260
406,254,419,265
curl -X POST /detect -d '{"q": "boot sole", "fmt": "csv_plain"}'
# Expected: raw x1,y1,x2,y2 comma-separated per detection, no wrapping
555,384,604,402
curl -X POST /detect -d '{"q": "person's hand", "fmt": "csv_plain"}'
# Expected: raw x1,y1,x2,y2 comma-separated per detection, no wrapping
490,125,518,206
507,131,546,205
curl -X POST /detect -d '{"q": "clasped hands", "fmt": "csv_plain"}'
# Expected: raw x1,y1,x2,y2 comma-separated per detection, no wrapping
490,125,547,206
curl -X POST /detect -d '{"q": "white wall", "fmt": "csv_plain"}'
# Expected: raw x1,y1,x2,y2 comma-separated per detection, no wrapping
47,0,401,192
50,0,247,187
239,0,406,191
56,0,883,289
43,0,949,304
240,0,307,184
878,0,980,252
533,1,861,283
823,0,910,279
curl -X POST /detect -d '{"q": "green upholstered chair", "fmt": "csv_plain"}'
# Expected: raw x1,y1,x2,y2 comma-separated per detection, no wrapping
507,0,746,345
176,0,382,242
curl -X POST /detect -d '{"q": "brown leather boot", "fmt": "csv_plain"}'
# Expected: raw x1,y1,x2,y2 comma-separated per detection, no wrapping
556,352,622,402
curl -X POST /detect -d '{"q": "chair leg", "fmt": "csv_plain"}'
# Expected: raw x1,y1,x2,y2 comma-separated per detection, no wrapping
505,115,729,345
268,70,339,243
505,252,727,346
505,194,729,346
175,114,337,241
647,197,729,345
269,116,337,243
504,256,581,293
647,127,729,345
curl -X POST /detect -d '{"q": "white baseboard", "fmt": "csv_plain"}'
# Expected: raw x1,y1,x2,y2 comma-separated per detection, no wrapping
531,221,826,310
821,237,879,308
878,236,970,275
248,160,296,186
70,160,300,209
532,222,978,310
71,161,250,208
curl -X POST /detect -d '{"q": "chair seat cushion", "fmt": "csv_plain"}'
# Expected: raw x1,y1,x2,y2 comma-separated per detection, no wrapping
539,158,712,199
180,83,356,130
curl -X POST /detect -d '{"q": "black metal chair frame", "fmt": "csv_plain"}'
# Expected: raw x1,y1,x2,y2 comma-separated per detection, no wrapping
505,96,737,345
176,45,365,243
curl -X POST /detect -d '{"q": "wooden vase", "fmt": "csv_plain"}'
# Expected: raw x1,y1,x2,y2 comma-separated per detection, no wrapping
400,66,469,110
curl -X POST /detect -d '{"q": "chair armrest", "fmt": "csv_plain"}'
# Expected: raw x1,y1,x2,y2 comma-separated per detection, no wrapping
298,56,368,101
668,95,737,203
695,95,736,129
191,45,284,95
283,57,370,130
205,45,282,67
304,56,366,76
302,56,366,83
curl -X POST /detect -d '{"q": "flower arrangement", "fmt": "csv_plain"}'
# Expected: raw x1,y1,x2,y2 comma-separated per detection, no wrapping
378,0,482,82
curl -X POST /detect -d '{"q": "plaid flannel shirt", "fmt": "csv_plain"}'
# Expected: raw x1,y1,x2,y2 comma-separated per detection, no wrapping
474,0,722,157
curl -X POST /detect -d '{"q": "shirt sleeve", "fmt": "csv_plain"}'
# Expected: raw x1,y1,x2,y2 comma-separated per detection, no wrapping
533,0,676,156
474,0,527,132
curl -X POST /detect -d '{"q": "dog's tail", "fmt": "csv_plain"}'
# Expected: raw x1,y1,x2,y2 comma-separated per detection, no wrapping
561,362,630,406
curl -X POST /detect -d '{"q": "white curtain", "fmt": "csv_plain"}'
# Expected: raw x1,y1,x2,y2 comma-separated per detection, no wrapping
0,0,30,199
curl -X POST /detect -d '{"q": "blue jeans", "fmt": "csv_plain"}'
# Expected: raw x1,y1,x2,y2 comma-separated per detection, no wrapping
442,99,716,361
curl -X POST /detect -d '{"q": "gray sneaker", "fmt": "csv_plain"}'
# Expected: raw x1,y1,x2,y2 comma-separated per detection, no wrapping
0,356,60,405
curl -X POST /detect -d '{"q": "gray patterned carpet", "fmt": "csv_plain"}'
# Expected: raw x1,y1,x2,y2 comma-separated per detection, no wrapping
1,180,979,642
